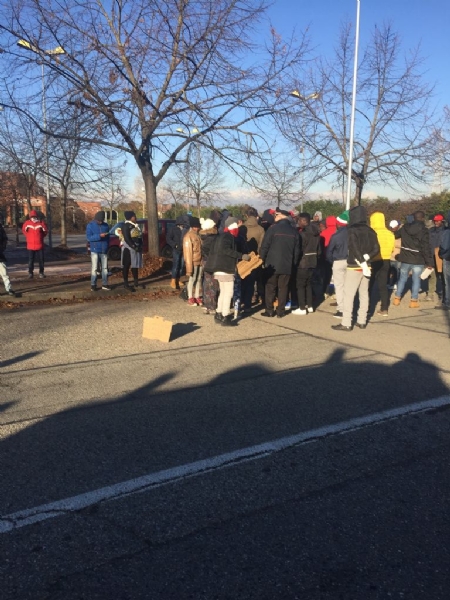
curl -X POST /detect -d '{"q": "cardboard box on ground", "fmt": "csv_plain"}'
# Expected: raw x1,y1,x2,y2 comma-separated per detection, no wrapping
142,316,173,343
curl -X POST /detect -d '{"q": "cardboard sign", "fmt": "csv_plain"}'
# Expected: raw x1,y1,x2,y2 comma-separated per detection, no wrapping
142,316,173,343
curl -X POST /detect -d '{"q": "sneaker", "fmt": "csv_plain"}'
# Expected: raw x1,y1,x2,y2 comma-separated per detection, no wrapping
221,315,238,327
260,310,275,317
307,307,314,313
195,298,203,306
28,273,33,279
7,289,16,297
102,286,111,291
377,310,388,317
214,312,224,323
292,308,307,316
187,298,197,306
393,297,401,306
285,301,291,310
355,323,367,329
91,286,97,292
39,273,46,279
331,323,352,331
333,311,343,319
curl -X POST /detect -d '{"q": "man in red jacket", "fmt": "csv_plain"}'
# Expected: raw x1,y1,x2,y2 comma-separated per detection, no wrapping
22,210,48,279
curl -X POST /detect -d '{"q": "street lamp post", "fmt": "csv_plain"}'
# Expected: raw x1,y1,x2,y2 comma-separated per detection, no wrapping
17,40,66,248
345,0,361,211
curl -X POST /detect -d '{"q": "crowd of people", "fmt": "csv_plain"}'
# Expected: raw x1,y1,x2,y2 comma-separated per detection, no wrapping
167,205,450,329
1,206,449,330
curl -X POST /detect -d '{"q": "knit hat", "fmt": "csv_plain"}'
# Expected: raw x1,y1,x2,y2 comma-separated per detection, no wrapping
433,214,444,222
275,209,290,217
224,216,239,230
94,210,105,221
336,210,349,225
29,210,38,218
313,210,323,220
200,218,215,230
124,211,136,220
189,216,201,228
389,219,400,228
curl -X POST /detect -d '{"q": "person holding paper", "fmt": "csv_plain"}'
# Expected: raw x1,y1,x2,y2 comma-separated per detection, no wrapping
393,211,433,308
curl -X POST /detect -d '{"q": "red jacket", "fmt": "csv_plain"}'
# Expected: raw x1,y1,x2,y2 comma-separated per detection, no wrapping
320,216,337,248
22,218,48,250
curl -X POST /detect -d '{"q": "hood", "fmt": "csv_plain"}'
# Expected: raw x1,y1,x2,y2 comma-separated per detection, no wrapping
369,212,386,230
179,214,190,228
349,206,367,226
325,215,337,228
175,215,186,226
245,215,259,227
403,220,425,236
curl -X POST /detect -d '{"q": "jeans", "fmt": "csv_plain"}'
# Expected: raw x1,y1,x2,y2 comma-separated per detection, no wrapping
0,261,11,292
395,263,424,300
443,260,450,307
91,252,108,286
28,249,44,274
171,249,184,279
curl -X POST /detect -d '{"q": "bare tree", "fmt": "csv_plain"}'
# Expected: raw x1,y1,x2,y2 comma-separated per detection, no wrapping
0,0,310,255
245,150,302,207
279,23,436,205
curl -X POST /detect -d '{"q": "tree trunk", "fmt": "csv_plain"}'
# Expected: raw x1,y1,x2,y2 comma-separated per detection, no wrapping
60,186,68,246
355,178,364,207
140,169,160,257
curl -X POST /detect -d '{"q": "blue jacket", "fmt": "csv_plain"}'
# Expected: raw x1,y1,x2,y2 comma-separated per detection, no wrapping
86,220,109,254
327,226,348,263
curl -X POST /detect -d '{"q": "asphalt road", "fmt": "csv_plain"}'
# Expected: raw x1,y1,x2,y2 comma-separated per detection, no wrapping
1,297,449,599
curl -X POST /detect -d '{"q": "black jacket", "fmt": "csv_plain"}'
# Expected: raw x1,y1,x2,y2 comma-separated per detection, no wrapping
395,221,433,266
200,229,218,261
347,207,380,268
327,226,348,263
167,224,183,250
204,232,241,274
122,221,143,251
298,223,321,269
0,224,7,261
260,218,300,274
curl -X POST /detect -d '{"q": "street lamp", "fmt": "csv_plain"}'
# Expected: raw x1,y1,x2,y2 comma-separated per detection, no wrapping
345,0,361,210
17,39,66,248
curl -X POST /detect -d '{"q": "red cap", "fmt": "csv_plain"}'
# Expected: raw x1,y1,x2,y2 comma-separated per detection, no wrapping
433,214,444,222
29,210,38,217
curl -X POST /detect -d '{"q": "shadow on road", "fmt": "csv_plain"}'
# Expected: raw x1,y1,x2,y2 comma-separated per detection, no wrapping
0,351,42,369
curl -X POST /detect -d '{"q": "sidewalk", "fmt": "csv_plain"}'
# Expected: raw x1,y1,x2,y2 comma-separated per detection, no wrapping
1,242,176,304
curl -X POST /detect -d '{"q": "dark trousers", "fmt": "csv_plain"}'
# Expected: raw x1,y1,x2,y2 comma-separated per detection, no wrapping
370,259,390,311
296,268,314,310
241,270,256,308
265,272,290,314
122,248,138,286
28,249,44,274
171,249,184,279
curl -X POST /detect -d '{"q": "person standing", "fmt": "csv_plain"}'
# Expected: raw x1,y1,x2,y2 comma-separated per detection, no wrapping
86,210,110,291
388,220,401,289
369,212,395,316
121,211,143,291
167,215,188,289
327,210,349,318
393,211,433,308
199,217,219,314
332,206,379,331
292,212,321,316
259,208,300,318
183,216,203,306
22,210,48,279
436,211,450,311
0,221,15,296
427,214,446,302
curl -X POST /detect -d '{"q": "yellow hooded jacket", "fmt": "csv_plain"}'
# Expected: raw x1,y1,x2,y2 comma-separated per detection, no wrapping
369,212,395,261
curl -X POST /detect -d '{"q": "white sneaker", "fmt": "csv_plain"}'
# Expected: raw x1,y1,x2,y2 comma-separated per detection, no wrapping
292,308,307,315
307,307,314,313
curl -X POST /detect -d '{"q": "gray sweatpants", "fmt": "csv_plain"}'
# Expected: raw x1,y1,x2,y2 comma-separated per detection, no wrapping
332,259,347,313
0,261,11,292
342,269,369,328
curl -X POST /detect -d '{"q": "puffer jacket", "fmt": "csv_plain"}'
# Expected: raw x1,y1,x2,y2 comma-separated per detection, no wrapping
86,220,109,253
245,216,265,254
327,226,348,263
22,218,48,251
347,206,380,269
369,212,395,261
298,223,321,268
183,228,202,274
395,220,433,266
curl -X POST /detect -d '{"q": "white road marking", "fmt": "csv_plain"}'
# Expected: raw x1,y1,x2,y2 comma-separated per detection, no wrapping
1,394,449,534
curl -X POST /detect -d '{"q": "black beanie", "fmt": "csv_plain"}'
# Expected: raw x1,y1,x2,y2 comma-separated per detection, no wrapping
95,210,105,221
124,211,136,220
189,216,201,228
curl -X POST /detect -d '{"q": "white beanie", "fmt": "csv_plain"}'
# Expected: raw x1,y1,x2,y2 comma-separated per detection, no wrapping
200,218,216,230
389,220,400,228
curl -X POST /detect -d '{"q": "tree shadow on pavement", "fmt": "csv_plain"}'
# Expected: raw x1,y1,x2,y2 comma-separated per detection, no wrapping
0,348,449,598
0,351,42,369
